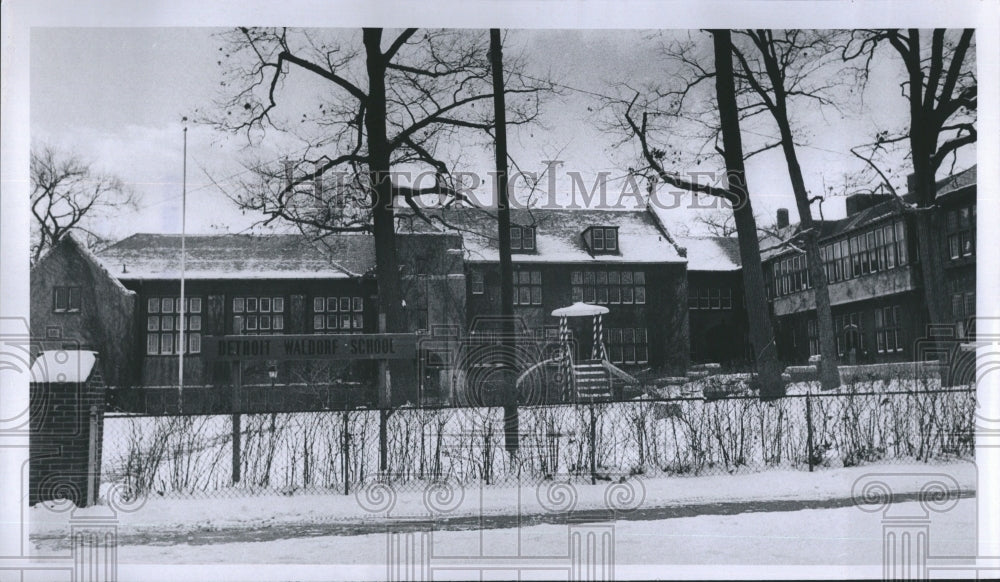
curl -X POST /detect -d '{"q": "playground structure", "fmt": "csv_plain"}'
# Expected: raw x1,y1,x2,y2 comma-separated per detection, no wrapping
517,302,639,402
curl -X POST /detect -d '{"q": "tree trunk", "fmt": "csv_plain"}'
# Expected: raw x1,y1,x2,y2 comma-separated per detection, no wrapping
775,121,840,390
363,29,406,412
712,30,785,398
744,29,840,391
491,29,519,454
904,30,951,381
909,121,951,329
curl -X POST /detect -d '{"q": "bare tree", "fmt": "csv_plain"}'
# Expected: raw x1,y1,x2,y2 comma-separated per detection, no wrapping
711,29,786,398
697,210,737,237
727,29,842,391
30,145,136,264
843,29,976,329
599,30,785,397
205,28,553,409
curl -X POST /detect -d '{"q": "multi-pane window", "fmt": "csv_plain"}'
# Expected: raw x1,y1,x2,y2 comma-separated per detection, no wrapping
776,220,909,297
586,226,619,253
946,204,975,260
469,269,485,295
233,295,286,335
312,296,363,333
952,291,976,337
147,296,202,355
607,328,648,364
53,286,82,313
875,306,902,353
688,287,733,310
513,270,542,305
571,269,645,305
806,318,820,357
834,312,865,356
510,226,536,251
773,254,810,297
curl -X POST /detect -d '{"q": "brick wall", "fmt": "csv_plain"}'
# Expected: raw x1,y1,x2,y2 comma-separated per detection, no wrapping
30,379,105,507
30,236,137,387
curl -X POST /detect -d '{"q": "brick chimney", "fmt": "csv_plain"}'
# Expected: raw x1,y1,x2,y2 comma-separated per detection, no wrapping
776,208,789,229
845,193,893,217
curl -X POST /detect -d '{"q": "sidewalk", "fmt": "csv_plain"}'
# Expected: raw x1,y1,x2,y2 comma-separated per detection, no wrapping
31,485,977,549
29,461,977,549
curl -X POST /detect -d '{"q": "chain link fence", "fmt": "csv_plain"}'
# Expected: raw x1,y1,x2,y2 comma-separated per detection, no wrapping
100,382,975,500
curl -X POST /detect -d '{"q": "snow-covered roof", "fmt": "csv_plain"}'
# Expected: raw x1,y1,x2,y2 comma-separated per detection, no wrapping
98,233,375,280
32,232,135,294
398,208,684,264
30,350,98,383
762,165,976,263
931,165,976,200
678,236,741,271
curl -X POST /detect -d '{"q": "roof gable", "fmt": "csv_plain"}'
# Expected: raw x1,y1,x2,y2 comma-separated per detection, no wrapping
33,232,133,294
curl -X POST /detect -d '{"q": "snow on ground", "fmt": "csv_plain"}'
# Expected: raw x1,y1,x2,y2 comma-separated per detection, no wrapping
30,461,976,540
109,498,977,576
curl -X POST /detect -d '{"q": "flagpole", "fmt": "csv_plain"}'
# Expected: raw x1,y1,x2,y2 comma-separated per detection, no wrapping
179,124,188,413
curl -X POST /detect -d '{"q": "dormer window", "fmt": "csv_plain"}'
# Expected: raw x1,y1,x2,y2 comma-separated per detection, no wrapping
585,226,619,254
510,225,536,251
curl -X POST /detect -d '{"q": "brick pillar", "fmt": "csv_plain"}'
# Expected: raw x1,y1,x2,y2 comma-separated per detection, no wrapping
30,377,106,507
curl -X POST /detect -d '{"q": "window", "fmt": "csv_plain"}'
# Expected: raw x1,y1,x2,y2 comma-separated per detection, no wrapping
895,221,908,265
146,296,203,355
470,270,485,295
234,295,286,335
312,295,363,332
860,233,871,275
807,319,820,357
952,291,976,338
608,327,648,364
808,220,909,293
572,269,645,306
688,287,733,310
834,312,865,356
773,253,810,297
510,226,536,251
513,270,542,305
587,227,620,253
875,306,902,353
571,271,583,302
946,204,975,260
605,228,618,251
53,286,81,313
523,226,536,251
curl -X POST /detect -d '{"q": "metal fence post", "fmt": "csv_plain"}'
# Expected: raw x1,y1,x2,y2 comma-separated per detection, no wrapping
343,409,350,496
232,361,242,484
380,409,389,473
87,405,99,507
806,393,815,473
232,414,242,483
589,403,597,485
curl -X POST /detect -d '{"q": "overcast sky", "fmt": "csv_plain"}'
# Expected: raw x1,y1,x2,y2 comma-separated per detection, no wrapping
30,27,975,241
